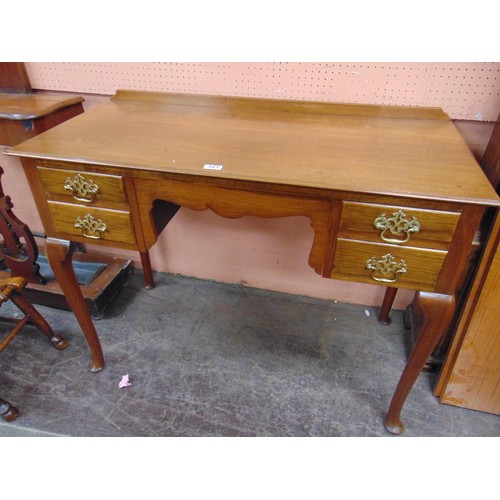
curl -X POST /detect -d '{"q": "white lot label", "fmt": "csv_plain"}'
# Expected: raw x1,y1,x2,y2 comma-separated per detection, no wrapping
203,164,223,171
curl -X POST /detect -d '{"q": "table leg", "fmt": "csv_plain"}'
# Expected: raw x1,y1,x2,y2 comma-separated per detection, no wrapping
0,396,19,421
384,291,455,434
140,250,155,289
45,238,104,372
378,287,398,325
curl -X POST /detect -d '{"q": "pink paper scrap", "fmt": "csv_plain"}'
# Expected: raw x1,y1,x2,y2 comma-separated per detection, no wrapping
119,374,132,388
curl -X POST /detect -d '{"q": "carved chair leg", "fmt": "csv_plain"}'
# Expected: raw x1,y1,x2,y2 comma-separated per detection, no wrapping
384,291,455,434
8,292,68,350
0,396,19,421
379,287,398,325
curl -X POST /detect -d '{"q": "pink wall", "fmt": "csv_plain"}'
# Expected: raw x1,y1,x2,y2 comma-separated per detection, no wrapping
2,63,499,309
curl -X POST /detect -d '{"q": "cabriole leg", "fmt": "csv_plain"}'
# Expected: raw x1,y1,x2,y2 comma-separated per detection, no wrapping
45,238,104,372
384,291,455,434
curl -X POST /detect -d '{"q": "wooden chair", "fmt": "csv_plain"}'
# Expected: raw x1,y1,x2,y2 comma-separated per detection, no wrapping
0,276,68,421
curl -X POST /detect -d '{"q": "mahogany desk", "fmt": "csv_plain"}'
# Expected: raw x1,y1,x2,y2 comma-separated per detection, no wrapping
6,90,500,434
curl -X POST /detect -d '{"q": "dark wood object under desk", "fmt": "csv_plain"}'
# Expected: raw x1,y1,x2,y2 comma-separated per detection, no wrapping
6,90,500,434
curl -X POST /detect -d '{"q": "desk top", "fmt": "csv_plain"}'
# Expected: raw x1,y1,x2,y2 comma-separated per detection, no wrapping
7,90,500,207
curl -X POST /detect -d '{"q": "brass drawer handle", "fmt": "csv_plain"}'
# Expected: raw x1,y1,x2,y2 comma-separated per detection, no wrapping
64,173,99,203
74,214,107,239
373,210,420,244
365,254,407,283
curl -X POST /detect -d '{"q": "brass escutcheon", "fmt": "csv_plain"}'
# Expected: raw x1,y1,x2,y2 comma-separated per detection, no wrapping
64,173,99,203
365,254,407,283
373,210,420,244
74,214,107,239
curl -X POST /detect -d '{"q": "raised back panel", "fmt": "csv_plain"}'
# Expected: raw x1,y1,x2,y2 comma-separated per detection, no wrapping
25,62,500,121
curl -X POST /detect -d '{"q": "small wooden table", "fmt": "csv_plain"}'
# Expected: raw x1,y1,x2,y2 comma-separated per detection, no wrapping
6,90,500,433
0,93,84,146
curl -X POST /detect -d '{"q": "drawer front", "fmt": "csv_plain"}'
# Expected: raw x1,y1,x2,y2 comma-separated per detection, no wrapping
331,239,447,291
47,201,135,245
339,202,461,250
38,167,127,205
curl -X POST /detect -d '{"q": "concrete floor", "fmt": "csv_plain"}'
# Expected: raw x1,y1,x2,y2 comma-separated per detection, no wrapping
0,270,499,437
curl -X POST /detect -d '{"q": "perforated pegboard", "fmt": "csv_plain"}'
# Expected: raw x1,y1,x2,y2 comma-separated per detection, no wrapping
25,62,500,121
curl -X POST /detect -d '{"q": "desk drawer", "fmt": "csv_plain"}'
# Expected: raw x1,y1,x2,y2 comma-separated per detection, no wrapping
38,167,127,205
331,239,447,291
340,202,460,250
47,201,135,245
